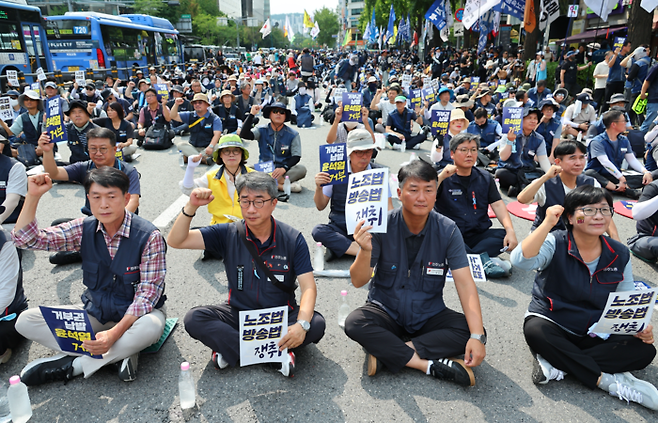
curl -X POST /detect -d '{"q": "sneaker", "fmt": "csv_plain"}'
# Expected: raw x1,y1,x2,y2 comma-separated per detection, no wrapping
0,348,11,364
290,182,302,193
367,353,381,377
490,257,513,276
391,143,402,151
49,251,82,265
117,353,139,382
507,186,519,197
412,143,422,150
211,351,229,369
609,372,658,411
279,352,295,378
324,247,338,263
429,358,475,387
532,354,566,385
481,253,506,279
20,354,75,386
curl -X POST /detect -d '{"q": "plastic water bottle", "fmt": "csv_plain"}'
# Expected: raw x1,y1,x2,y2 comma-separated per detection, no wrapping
314,242,325,272
576,131,583,142
389,174,399,199
337,290,350,329
0,381,10,423
283,175,291,196
495,178,500,192
409,152,417,162
178,151,185,168
400,140,406,153
7,376,31,423
178,362,196,410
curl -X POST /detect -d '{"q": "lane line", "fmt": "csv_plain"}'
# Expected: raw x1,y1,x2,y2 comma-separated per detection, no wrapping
153,194,189,230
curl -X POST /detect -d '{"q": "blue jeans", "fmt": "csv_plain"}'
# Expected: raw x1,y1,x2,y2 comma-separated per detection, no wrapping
640,102,658,133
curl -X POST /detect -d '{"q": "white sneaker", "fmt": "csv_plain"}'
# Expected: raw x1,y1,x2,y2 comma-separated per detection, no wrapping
532,354,566,385
391,143,402,151
290,182,302,193
491,257,513,276
412,143,422,150
609,372,658,410
279,352,296,378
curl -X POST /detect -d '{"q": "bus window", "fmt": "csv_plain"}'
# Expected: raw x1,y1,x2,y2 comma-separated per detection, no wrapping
45,20,91,39
0,22,22,51
163,33,179,62
101,25,141,61
32,26,43,56
22,24,37,72
154,32,163,64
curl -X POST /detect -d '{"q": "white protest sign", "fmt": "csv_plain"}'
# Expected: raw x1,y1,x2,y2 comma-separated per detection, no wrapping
332,87,347,104
30,82,40,95
75,70,86,86
345,167,389,235
446,254,487,283
591,290,656,335
239,306,288,366
36,67,47,81
7,70,19,87
0,97,12,122
430,79,440,92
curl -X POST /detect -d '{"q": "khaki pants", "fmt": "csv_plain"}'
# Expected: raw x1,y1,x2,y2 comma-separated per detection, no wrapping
16,305,165,378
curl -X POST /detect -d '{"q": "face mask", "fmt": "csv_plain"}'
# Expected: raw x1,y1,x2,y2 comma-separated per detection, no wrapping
369,83,377,90
9,98,18,107
298,88,306,95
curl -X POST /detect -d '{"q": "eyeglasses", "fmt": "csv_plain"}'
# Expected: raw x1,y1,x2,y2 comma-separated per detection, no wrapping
270,109,286,115
221,148,242,156
239,198,274,209
456,147,478,155
576,207,614,216
86,87,95,91
88,147,110,154
352,149,373,156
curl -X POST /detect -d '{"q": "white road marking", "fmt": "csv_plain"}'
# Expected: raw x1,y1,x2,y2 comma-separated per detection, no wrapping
152,194,189,230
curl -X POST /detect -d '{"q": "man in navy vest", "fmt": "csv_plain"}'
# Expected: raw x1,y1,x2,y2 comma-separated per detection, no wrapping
0,90,44,162
0,228,27,365
64,100,100,164
171,93,222,164
12,167,166,386
628,180,658,262
168,172,325,377
345,160,486,386
435,133,518,278
312,129,393,261
0,135,26,227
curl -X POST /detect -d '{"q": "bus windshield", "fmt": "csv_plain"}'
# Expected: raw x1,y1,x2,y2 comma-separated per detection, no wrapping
0,22,23,52
45,19,91,39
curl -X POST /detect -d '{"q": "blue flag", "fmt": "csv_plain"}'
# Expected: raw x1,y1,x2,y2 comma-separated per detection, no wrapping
370,7,377,42
425,0,448,32
501,0,524,20
386,4,396,42
405,15,412,42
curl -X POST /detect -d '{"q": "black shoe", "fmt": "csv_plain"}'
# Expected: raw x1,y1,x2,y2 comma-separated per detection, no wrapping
21,354,75,386
324,248,338,263
277,193,290,202
137,138,143,147
507,186,519,197
625,188,642,200
117,353,138,382
49,251,82,265
429,358,475,387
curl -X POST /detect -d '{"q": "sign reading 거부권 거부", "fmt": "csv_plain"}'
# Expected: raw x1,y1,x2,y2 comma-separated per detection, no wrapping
46,95,68,143
422,87,436,106
446,254,487,283
253,161,274,173
320,143,347,185
345,167,389,235
502,107,523,135
154,84,169,102
239,306,288,366
431,110,451,136
40,306,101,358
341,92,362,122
590,290,657,335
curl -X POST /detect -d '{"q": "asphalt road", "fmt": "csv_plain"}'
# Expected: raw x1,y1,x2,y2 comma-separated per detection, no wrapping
1,109,657,423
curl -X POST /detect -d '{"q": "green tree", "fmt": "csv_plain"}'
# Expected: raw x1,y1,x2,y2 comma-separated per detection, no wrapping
313,7,340,47
133,0,164,15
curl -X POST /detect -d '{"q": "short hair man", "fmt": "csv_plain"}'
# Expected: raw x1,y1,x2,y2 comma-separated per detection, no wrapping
466,108,502,165
12,167,167,385
345,160,486,385
171,93,222,163
167,172,326,377
435,133,518,278
385,96,426,150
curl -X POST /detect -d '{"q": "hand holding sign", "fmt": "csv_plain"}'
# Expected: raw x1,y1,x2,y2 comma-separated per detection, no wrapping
502,107,523,136
342,92,362,122
635,324,654,344
353,220,374,252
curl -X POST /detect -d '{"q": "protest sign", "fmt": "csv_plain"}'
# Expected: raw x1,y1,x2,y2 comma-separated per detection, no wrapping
422,87,436,105
431,110,451,136
471,76,480,86
345,167,389,235
40,306,100,358
341,92,362,122
613,37,625,51
36,67,47,81
30,82,40,95
253,161,274,173
502,107,523,135
410,89,423,110
401,74,412,86
430,79,440,92
499,79,506,86
591,290,656,335
6,70,19,87
423,77,432,88
332,87,347,104
0,97,12,122
446,254,487,283
154,84,169,102
75,70,86,85
239,306,288,366
46,96,67,143
320,143,348,185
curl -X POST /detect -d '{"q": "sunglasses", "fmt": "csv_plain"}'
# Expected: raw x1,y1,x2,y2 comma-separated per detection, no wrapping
270,109,286,115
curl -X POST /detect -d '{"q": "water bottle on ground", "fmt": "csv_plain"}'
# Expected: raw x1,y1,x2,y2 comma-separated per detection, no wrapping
313,242,325,272
409,152,417,162
0,381,10,423
337,290,350,330
400,140,406,153
7,376,31,423
495,178,500,193
178,362,196,410
283,175,291,196
178,151,185,168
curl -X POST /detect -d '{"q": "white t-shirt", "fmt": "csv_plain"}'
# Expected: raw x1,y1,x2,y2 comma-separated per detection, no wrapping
378,99,396,120
593,62,609,90
3,160,27,197
0,230,19,311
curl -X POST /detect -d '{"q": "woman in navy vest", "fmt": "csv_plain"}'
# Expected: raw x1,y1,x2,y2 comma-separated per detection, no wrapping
512,185,658,411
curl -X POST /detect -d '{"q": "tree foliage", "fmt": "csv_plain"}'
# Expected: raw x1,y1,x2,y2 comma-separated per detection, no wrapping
313,7,340,47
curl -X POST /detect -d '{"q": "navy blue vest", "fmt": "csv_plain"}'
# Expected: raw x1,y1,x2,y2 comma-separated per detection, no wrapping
188,111,217,148
536,117,561,154
0,230,27,316
586,132,631,179
80,159,136,216
79,214,165,324
466,119,498,148
528,231,629,336
0,155,24,223
646,144,656,172
142,104,166,128
531,175,596,231
498,131,545,170
636,182,658,237
20,111,43,146
329,182,349,230
66,122,99,164
294,94,313,127
632,57,651,94
256,124,298,168
387,108,413,140
214,104,239,133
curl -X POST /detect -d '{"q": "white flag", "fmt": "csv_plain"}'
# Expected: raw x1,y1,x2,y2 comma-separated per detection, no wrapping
462,0,501,30
641,0,658,13
285,16,295,43
583,0,617,22
311,21,320,39
260,18,271,39
539,0,560,31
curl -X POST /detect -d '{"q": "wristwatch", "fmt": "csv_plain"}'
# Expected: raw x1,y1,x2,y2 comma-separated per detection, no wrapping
470,333,487,345
297,320,310,332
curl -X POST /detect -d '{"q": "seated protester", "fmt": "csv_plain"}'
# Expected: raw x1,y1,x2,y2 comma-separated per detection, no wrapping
472,89,496,118
251,79,271,106
0,227,27,365
517,141,620,239
526,80,551,106
452,94,475,122
130,79,151,112
213,91,244,135
43,81,70,115
466,107,502,166
344,160,486,385
185,79,205,101
12,168,167,386
3,90,26,128
268,69,287,102
561,93,597,140
293,81,315,128
241,103,307,194
326,102,375,144
72,81,102,104
148,66,165,85
535,99,562,162
370,85,400,133
454,78,472,97
628,180,658,263
236,82,255,118
223,75,240,97
435,133,518,278
208,78,224,107
385,96,426,150
431,109,468,169
424,87,455,124
64,100,100,164
0,135,26,227
100,89,133,123
644,121,658,180
179,134,253,226
585,109,653,200
136,88,171,147
168,172,326,377
93,102,137,162
167,85,193,136
586,100,632,142
170,93,222,164
495,108,551,197
511,186,658,411
552,88,568,118
361,76,379,111
0,90,44,162
313,129,392,261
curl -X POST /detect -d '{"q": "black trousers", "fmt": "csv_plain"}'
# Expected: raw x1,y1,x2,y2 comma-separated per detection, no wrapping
463,228,506,258
602,81,625,113
523,316,656,389
184,303,326,367
0,310,25,354
344,302,470,373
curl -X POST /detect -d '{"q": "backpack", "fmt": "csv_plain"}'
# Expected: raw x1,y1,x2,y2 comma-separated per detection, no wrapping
142,123,174,150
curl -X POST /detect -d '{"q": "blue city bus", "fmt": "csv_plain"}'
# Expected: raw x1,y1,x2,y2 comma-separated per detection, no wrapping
44,12,184,80
0,0,53,89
